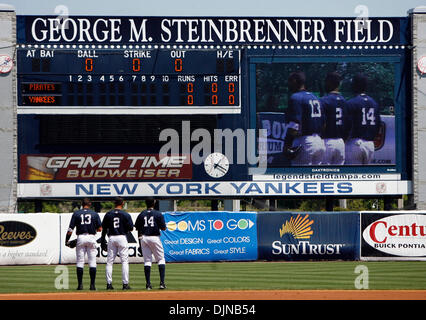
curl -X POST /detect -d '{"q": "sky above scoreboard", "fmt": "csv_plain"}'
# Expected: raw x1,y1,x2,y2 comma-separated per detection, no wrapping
3,0,426,17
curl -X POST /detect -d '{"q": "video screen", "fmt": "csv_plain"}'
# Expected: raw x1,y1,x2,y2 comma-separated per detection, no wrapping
256,62,396,167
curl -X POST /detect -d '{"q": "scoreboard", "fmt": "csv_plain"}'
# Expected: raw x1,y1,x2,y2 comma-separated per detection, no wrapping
17,48,240,114
12,15,413,200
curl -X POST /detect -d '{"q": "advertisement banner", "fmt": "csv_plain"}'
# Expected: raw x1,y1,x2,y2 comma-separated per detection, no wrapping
0,213,60,265
162,211,258,262
361,212,426,261
257,112,290,167
257,212,360,261
61,211,258,264
20,154,192,182
17,180,412,198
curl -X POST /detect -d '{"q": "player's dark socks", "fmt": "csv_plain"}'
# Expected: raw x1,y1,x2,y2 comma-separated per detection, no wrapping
89,267,96,286
144,266,151,286
158,264,165,284
76,267,83,288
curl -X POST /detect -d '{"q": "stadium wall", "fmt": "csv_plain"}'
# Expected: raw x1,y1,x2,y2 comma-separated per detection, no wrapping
0,211,425,265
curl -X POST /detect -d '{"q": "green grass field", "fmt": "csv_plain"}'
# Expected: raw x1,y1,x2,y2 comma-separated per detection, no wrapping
0,261,425,293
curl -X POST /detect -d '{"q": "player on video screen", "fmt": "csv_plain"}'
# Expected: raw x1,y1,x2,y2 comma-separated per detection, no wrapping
283,71,325,165
321,72,346,165
345,73,381,165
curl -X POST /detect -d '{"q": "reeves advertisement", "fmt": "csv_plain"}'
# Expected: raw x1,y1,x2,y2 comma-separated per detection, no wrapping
361,212,426,261
162,211,258,262
0,214,60,265
19,154,192,181
257,212,360,261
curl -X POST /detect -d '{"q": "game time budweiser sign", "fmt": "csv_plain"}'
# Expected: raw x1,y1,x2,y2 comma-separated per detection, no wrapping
19,154,192,181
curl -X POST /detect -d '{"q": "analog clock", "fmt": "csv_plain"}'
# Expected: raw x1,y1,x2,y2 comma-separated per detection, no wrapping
204,152,230,178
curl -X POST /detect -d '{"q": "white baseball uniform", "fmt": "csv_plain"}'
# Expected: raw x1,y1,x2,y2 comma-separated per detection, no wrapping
324,138,345,165
291,133,326,165
76,234,98,268
106,235,129,284
345,138,375,165
68,208,102,268
102,209,134,286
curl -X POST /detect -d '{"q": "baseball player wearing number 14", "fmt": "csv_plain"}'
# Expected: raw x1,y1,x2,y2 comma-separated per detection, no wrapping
101,197,134,290
135,198,167,290
345,73,381,165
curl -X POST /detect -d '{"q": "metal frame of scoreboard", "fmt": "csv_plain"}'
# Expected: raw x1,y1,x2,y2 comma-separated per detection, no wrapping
7,14,416,205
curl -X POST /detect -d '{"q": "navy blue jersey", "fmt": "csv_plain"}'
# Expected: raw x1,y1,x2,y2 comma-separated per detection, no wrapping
287,91,324,136
102,209,134,236
321,92,346,139
135,209,166,236
345,94,381,141
68,209,102,235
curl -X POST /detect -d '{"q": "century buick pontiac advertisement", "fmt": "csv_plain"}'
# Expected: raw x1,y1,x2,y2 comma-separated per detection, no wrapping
361,212,426,261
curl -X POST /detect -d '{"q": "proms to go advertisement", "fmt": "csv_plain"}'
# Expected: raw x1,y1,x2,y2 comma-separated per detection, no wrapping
361,212,426,261
162,211,258,262
257,212,360,261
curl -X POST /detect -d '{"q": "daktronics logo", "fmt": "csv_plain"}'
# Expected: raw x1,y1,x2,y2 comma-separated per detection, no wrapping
363,214,426,257
166,218,254,232
272,214,344,256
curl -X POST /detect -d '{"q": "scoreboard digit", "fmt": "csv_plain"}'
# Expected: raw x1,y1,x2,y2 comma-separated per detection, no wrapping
17,48,241,114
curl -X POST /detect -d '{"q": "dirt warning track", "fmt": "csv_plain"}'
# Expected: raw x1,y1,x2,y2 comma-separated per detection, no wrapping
0,290,425,300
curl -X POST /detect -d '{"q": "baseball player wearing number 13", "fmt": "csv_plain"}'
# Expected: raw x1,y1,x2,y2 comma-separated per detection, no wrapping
100,197,134,290
284,71,326,165
65,198,102,291
135,198,167,290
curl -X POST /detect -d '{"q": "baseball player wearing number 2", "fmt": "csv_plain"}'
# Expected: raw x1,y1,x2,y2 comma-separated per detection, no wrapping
101,197,134,290
321,72,347,165
135,198,167,290
65,198,102,291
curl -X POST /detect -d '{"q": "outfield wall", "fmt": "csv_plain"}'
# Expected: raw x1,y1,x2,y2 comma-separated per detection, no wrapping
0,211,425,265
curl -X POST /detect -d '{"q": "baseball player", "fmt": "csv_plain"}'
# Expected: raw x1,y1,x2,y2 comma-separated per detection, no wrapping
135,198,167,290
344,73,381,165
320,72,347,165
65,198,102,291
100,197,134,290
284,71,326,165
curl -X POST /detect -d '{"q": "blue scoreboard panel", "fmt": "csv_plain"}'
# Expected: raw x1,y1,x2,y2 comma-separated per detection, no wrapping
18,48,240,114
16,16,412,199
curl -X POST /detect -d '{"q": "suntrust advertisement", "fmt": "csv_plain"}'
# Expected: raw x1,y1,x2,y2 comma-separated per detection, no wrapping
257,212,360,261
161,211,258,262
361,212,426,260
